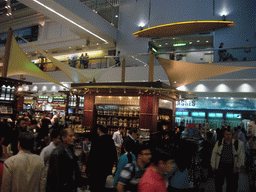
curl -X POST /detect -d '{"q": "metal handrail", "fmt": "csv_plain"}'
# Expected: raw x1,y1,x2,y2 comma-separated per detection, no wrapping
157,46,256,54
80,0,118,27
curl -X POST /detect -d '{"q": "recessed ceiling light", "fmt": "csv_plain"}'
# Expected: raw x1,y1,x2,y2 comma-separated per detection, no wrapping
165,43,168,45
32,0,108,43
218,97,221,99
231,97,234,100
26,53,28,54
111,23,114,26
206,40,209,43
244,98,247,100
115,15,118,18
173,38,176,40
96,43,99,45
159,45,162,47
82,45,85,47
197,40,200,42
69,47,71,48
206,97,209,99
189,42,192,44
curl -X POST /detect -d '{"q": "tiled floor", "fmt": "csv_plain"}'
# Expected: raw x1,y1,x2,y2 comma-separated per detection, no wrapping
78,168,253,192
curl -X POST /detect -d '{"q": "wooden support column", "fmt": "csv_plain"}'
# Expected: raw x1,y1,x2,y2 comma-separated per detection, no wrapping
17,96,24,112
2,28,13,77
121,58,126,82
140,95,158,132
75,94,79,114
172,100,176,130
83,93,95,130
65,93,69,119
148,51,155,82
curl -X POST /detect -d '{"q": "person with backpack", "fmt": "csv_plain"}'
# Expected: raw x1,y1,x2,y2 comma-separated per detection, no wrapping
211,128,245,192
113,140,136,188
116,144,152,192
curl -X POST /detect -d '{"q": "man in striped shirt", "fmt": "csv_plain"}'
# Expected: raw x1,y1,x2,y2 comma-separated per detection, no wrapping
117,144,152,192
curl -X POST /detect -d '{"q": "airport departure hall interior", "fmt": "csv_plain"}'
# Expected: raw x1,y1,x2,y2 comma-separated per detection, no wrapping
0,0,256,192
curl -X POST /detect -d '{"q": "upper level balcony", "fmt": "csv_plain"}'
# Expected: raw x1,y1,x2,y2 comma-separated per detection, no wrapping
80,0,119,27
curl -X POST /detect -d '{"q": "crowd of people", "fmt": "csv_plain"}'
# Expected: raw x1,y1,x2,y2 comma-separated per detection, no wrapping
0,114,256,192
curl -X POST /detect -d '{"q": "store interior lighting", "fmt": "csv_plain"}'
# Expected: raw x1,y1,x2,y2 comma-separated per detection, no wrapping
32,0,108,43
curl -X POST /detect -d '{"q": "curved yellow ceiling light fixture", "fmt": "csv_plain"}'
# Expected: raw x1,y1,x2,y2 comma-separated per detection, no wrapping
32,0,108,43
133,20,234,37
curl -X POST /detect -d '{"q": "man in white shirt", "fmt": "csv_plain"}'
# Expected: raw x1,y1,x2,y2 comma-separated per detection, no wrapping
2,132,46,192
113,128,125,156
40,129,61,167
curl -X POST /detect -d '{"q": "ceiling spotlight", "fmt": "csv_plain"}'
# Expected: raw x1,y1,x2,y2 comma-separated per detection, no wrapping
218,97,221,99
197,40,200,42
111,23,114,26
189,42,192,44
69,47,71,49
82,45,85,47
165,43,168,45
139,89,141,94
96,43,99,45
172,38,176,40
174,81,176,84
206,40,209,43
159,45,162,47
115,15,118,18
109,88,112,93
124,89,126,94
231,97,234,100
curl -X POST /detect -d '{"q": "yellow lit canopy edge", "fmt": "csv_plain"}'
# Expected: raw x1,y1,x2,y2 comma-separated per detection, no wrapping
133,21,234,37
7,36,65,87
157,57,254,88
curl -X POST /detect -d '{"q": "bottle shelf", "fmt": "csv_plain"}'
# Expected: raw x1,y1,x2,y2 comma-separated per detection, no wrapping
97,114,140,118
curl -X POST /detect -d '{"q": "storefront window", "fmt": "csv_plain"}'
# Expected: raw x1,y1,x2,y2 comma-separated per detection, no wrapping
79,96,84,107
0,85,15,100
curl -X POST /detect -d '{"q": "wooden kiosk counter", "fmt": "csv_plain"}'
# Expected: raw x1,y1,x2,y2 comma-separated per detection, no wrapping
70,81,194,135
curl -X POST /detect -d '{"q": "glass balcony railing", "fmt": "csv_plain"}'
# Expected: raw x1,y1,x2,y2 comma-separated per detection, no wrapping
1,46,255,74
156,46,256,64
31,57,113,72
80,0,119,27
